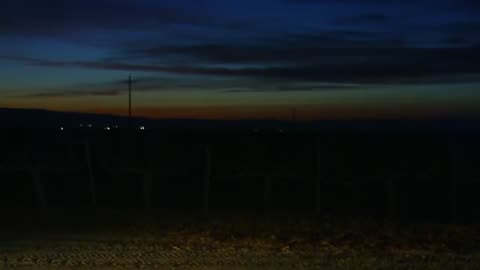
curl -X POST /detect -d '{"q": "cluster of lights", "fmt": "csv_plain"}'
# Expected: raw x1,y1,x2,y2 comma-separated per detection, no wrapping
104,125,122,130
60,124,94,130
60,124,146,131
103,125,145,131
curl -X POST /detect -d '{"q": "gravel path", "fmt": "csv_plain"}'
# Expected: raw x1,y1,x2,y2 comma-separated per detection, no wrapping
1,238,478,270
1,212,479,269
0,240,321,269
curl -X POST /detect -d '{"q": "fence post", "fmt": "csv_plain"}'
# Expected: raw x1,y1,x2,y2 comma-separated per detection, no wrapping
203,145,212,216
315,139,322,215
32,168,47,209
143,172,153,208
264,175,273,212
387,176,396,220
450,143,459,224
84,139,97,206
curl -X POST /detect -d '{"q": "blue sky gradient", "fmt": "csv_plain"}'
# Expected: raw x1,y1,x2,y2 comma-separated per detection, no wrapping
1,0,479,119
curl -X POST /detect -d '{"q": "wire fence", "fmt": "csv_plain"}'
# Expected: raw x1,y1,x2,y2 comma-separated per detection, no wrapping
0,129,479,222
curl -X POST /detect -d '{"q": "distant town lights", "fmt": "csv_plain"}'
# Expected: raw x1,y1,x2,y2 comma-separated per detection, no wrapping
140,126,145,130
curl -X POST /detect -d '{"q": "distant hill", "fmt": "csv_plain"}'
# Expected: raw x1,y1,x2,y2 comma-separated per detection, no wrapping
0,108,145,128
0,107,292,129
1,107,480,135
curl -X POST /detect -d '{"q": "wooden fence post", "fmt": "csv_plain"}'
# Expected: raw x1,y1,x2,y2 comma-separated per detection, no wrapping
83,139,97,206
450,143,459,224
387,176,396,220
32,169,47,209
315,139,322,215
203,145,212,216
143,172,153,208
264,175,273,212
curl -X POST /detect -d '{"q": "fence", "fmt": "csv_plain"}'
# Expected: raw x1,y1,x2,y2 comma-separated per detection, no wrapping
0,129,478,222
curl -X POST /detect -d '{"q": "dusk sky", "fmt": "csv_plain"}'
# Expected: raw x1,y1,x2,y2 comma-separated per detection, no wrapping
1,0,480,120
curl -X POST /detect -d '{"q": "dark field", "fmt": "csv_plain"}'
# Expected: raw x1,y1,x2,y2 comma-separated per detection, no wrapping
1,127,479,220
0,126,479,269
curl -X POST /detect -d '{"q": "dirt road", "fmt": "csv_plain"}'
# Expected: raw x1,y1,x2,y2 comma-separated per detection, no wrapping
0,211,479,269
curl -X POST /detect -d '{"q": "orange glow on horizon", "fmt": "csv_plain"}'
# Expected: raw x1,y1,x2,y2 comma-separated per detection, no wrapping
4,101,480,121
88,104,480,121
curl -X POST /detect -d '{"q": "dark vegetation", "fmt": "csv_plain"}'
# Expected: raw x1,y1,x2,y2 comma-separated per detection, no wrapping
0,126,479,268
0,126,479,223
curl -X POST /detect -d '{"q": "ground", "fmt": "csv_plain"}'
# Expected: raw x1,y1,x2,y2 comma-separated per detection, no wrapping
0,210,479,269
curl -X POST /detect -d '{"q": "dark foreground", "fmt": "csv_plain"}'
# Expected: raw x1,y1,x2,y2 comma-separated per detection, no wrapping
1,126,479,268
0,211,479,270
2,128,480,222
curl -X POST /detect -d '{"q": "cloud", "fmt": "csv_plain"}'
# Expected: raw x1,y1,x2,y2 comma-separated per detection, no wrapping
222,83,362,93
2,17,479,87
285,0,413,5
127,31,405,65
286,0,480,12
443,21,480,34
4,45,480,85
114,31,480,84
0,0,215,38
429,21,480,47
18,76,162,98
27,89,122,98
18,76,278,98
334,13,390,25
457,0,480,10
1,0,479,105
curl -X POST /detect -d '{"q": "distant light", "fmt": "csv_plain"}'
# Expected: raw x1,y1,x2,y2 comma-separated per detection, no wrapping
80,124,83,128
88,124,92,128
140,126,145,130
105,127,111,131
60,126,64,131
114,125,119,129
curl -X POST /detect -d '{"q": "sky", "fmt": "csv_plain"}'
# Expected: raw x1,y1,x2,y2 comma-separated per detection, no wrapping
0,0,479,120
